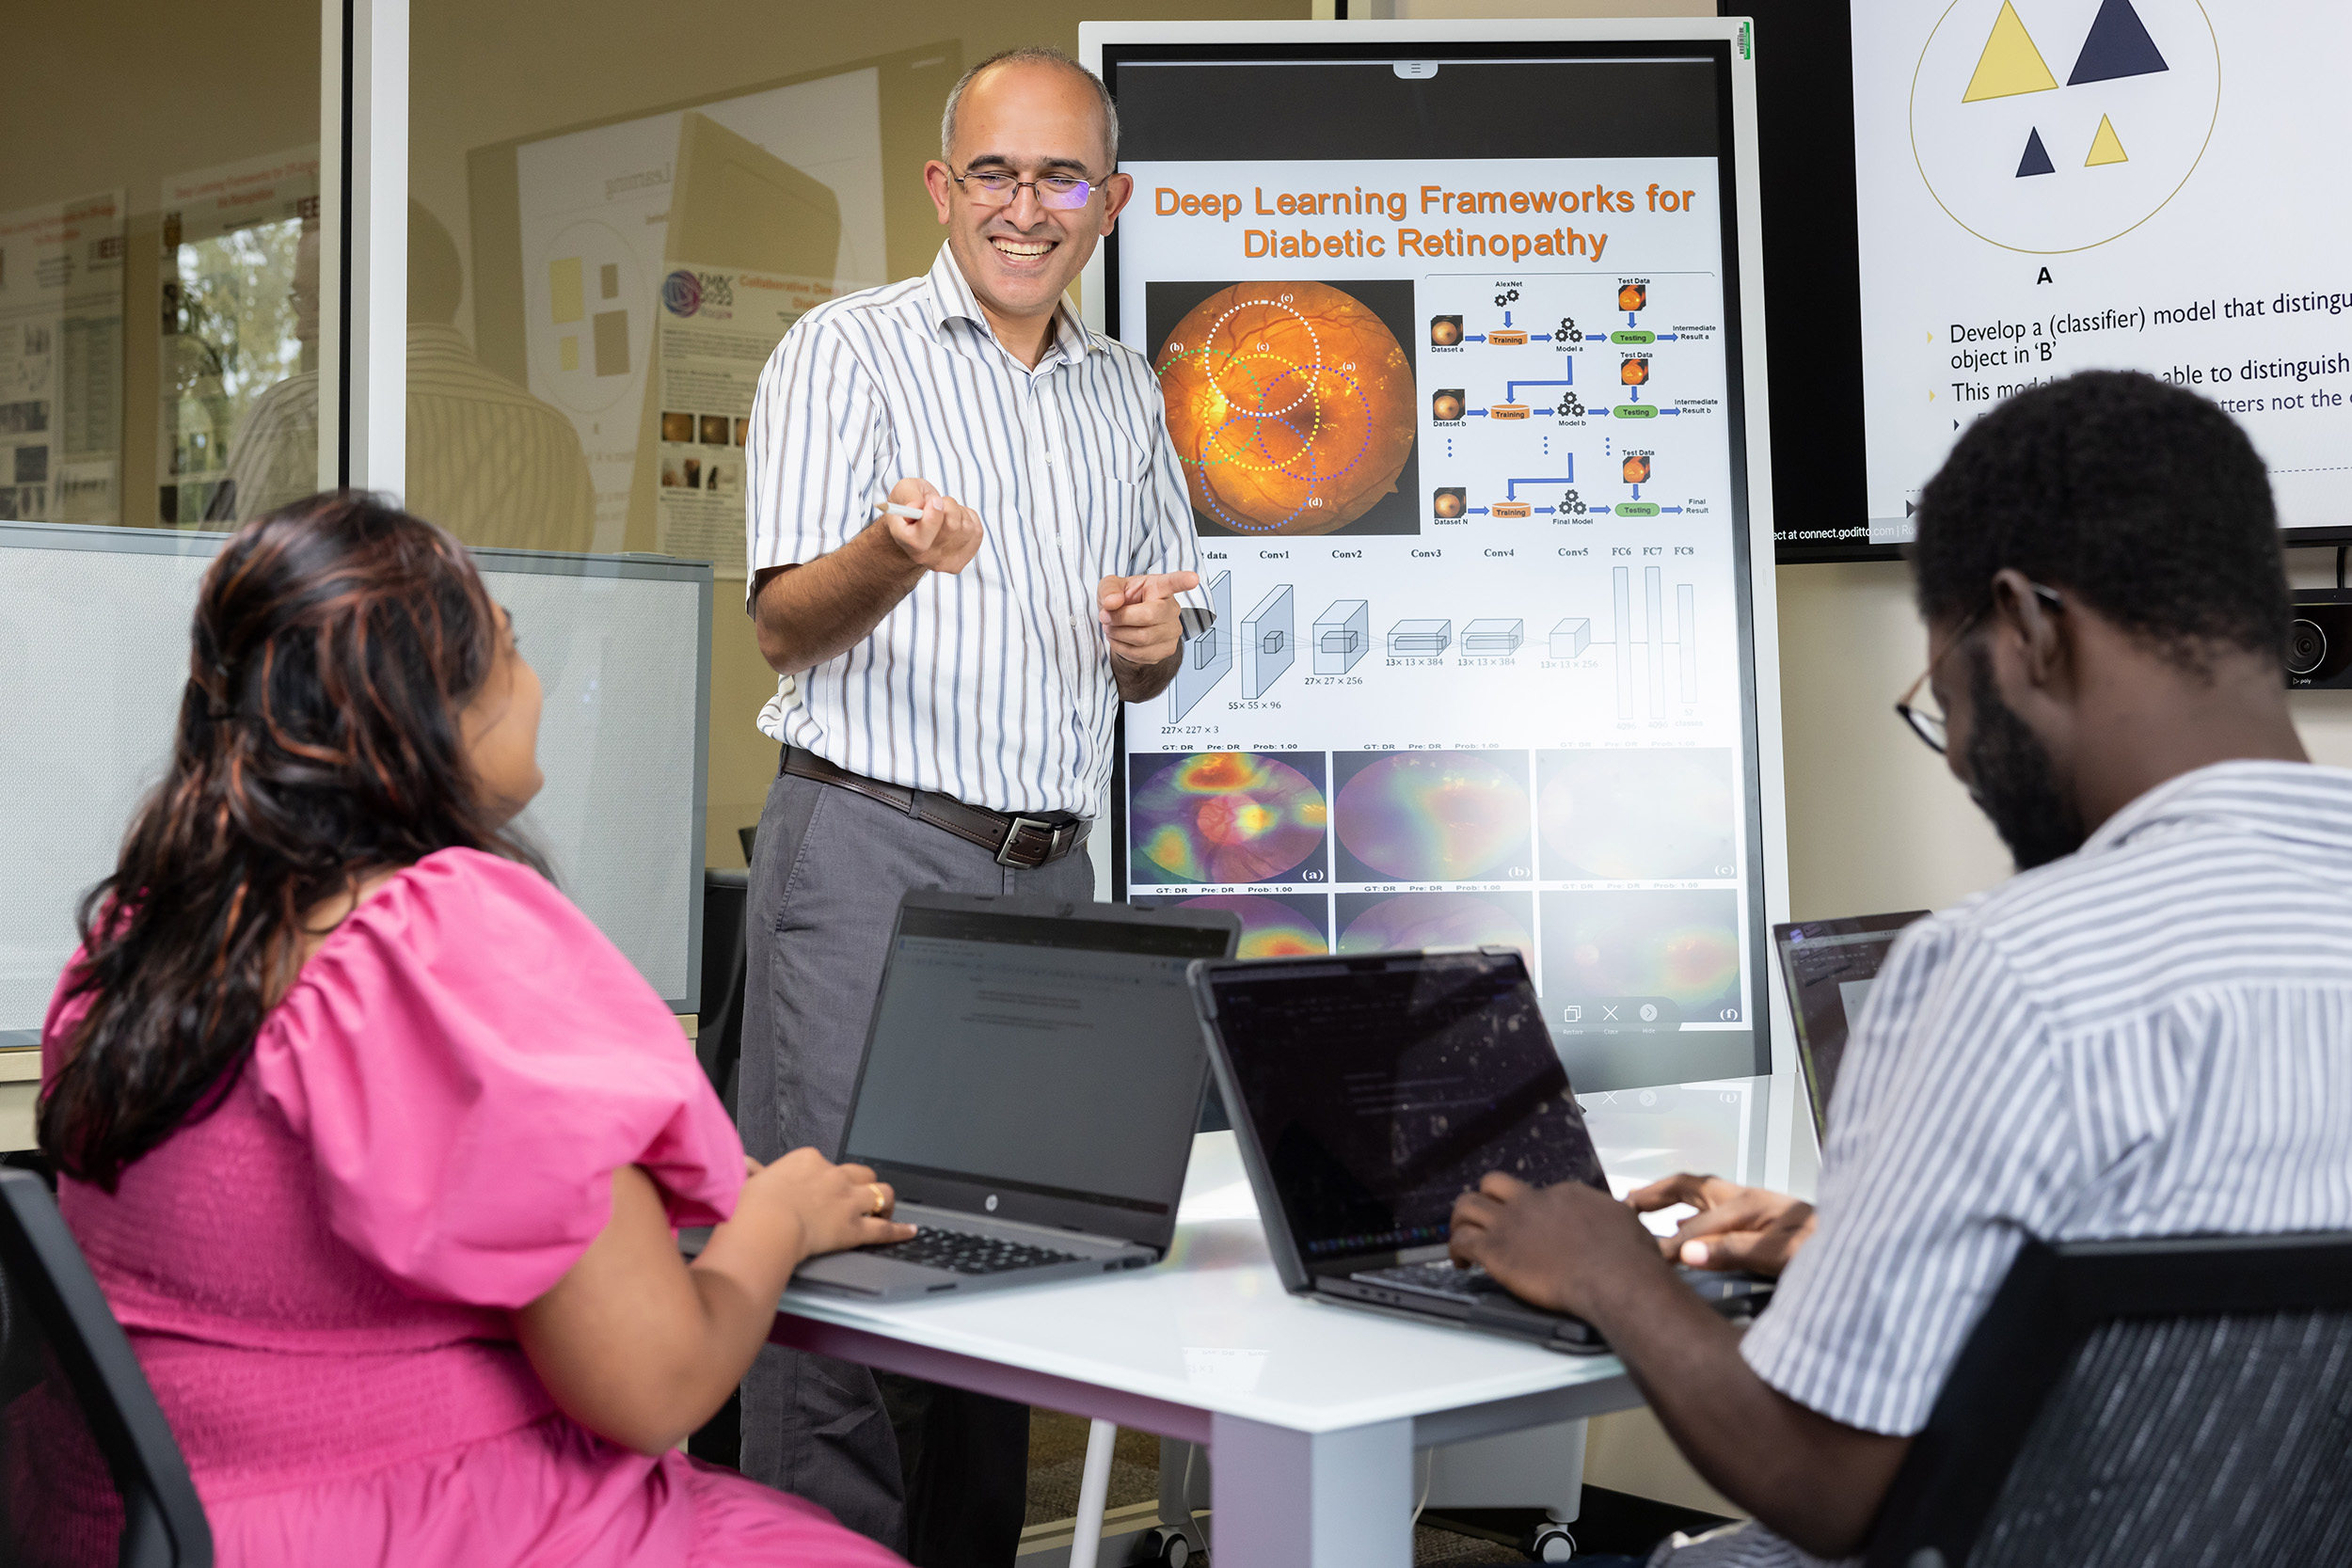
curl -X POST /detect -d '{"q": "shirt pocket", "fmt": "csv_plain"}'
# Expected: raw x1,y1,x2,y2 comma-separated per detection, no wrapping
1080,474,1145,573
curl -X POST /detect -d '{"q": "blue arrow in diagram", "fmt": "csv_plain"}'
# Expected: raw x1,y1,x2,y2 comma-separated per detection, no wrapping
1505,379,1576,404
1504,469,1577,499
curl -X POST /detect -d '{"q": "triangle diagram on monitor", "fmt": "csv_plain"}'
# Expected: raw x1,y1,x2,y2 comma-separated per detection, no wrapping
2086,115,2129,166
1963,1,2060,102
2017,128,2056,177
2069,0,2169,86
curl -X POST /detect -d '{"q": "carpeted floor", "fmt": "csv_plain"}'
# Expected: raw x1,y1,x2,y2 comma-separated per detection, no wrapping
1025,1413,1163,1527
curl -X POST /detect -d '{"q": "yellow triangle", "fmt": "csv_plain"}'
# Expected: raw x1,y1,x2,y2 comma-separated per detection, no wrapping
2086,114,2128,166
1963,2,2060,103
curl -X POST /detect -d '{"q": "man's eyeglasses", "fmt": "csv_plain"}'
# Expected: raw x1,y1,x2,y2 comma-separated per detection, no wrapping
1895,581,2064,754
951,168,1099,210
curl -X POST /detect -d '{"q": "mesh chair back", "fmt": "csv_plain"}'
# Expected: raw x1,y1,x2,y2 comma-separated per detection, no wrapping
1867,1233,2352,1568
1970,1309,2352,1568
0,1169,211,1568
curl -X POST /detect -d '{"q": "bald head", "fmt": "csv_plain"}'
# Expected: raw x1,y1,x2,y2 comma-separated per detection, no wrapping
941,47,1118,173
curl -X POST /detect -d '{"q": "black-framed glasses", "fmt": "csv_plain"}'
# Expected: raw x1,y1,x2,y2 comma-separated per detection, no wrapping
951,167,1099,210
1895,581,2064,754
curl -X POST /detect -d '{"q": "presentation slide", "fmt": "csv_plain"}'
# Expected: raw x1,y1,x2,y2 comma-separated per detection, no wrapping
1853,0,2352,539
1101,39,1772,1090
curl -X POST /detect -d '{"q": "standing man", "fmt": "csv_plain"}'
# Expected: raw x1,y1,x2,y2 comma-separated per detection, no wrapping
737,46,1200,1568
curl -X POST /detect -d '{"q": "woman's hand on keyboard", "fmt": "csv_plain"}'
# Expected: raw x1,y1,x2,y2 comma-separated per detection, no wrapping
739,1148,918,1259
1627,1173,1816,1278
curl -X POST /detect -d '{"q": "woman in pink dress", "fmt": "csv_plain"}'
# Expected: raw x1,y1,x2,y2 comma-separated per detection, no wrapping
33,493,919,1567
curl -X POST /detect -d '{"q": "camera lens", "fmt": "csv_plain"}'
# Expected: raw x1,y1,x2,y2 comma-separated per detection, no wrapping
2287,619,2328,676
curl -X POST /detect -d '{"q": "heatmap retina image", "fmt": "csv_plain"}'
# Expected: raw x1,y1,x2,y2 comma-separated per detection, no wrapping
1128,751,1330,885
1541,889,1742,1030
1133,892,1329,957
1147,278,1420,537
1336,891,1534,970
1331,750,1532,883
1537,748,1735,881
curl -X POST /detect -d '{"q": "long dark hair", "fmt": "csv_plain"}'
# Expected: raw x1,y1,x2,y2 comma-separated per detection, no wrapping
40,493,543,1190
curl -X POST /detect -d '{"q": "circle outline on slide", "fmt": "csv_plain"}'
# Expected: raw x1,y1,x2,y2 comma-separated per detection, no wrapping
1154,283,1409,536
1908,0,2220,255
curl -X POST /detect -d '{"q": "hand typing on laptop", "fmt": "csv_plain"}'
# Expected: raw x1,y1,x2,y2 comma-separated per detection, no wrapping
1628,1174,1817,1277
1445,1170,1910,1560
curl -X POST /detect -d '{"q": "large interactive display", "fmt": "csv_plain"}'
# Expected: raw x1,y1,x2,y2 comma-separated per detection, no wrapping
1089,22,1789,1092
1850,1,2352,546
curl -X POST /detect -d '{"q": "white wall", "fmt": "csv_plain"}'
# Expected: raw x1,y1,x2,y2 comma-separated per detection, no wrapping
1775,548,2352,924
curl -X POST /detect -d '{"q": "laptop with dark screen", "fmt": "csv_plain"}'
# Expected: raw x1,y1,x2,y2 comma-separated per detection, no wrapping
1191,947,1772,1354
790,890,1238,1300
1771,911,1928,1143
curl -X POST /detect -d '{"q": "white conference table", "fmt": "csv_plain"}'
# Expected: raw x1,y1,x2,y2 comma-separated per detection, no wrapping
768,1132,1645,1568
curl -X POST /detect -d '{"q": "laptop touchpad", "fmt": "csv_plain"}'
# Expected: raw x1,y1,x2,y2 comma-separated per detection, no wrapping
794,1251,959,1295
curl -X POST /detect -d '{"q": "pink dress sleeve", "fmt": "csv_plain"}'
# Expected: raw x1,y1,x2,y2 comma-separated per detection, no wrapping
249,847,746,1308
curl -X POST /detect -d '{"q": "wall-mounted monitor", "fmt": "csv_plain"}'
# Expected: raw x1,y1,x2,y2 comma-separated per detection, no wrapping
1748,0,2352,562
1087,19,1793,1093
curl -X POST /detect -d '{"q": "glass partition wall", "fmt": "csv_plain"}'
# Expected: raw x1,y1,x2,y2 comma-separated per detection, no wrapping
409,0,1305,866
1,1,322,535
5,0,1319,870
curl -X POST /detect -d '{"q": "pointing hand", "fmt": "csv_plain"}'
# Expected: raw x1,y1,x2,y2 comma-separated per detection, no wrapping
1096,571,1201,668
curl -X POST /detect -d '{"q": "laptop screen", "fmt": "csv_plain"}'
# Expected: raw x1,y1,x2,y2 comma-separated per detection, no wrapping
1772,912,1928,1139
1204,951,1605,1267
841,901,1234,1229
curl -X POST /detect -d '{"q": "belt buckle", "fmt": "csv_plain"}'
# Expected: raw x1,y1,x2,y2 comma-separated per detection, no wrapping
996,816,1058,868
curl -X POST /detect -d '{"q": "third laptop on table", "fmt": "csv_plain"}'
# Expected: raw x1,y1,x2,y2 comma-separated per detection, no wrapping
1191,946,1772,1354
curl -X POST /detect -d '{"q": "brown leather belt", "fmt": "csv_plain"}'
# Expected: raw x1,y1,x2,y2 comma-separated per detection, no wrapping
781,747,1091,870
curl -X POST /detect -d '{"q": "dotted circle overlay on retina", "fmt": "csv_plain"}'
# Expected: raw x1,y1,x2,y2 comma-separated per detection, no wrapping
1156,295,1378,534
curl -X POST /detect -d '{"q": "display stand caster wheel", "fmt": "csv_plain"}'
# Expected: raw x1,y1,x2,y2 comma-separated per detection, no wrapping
1136,1525,1200,1568
1521,1524,1577,1562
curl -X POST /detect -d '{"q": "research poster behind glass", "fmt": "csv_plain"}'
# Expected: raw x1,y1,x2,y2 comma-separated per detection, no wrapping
1090,25,1782,1092
1853,0,2352,541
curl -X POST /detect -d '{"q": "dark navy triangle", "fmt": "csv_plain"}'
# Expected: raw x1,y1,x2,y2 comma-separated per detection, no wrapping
2017,127,2056,177
2069,0,2168,86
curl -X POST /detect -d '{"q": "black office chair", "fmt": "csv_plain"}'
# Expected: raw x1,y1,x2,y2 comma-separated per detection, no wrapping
698,868,751,1114
1865,1231,2352,1568
0,1167,212,1567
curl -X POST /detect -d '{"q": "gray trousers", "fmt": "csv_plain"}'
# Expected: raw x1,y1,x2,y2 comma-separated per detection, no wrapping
739,762,1095,1564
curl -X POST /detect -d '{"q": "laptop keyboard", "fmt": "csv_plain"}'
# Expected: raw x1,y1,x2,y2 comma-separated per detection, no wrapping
866,1227,1083,1275
1354,1259,1503,1300
1359,1259,1774,1307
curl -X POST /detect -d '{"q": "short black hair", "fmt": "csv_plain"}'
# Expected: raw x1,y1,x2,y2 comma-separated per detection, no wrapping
1911,370,2286,669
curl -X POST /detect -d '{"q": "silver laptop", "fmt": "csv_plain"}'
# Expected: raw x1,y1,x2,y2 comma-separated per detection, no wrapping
1771,911,1927,1141
791,890,1239,1300
1192,947,1772,1353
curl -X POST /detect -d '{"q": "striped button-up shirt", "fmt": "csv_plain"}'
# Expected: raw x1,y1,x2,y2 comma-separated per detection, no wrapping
746,245,1200,816
1685,760,2352,1568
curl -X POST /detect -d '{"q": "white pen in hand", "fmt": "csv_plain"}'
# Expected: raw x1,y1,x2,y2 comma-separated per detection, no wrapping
875,502,927,520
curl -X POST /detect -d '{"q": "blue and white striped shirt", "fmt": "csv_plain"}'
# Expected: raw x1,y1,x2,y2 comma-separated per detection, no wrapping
745,245,1200,816
1687,759,2352,1568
